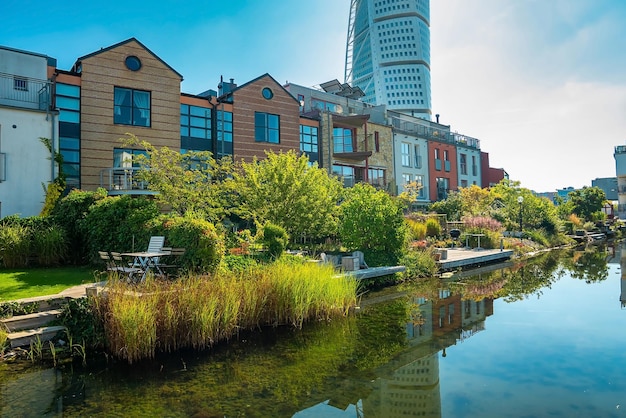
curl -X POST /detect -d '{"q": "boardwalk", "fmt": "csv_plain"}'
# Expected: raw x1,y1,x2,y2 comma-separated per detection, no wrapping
436,248,514,271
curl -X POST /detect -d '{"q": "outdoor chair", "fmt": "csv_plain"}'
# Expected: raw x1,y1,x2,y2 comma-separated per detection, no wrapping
110,252,143,282
159,247,186,279
99,251,142,281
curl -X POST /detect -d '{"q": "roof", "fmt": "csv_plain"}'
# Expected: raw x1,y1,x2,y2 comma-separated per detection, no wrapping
219,73,300,104
74,37,183,80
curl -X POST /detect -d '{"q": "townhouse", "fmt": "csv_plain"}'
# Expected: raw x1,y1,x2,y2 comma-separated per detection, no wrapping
1,38,507,218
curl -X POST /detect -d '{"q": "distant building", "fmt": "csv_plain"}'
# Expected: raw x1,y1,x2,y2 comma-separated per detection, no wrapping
592,177,618,201
345,0,432,119
614,144,626,219
480,152,508,187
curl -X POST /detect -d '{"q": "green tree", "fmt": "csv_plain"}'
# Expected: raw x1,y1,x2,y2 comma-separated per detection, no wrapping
429,190,463,221
338,183,408,266
235,150,342,240
567,186,606,222
122,134,236,222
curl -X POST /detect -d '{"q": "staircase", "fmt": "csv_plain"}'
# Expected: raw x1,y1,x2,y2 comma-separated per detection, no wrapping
1,283,103,349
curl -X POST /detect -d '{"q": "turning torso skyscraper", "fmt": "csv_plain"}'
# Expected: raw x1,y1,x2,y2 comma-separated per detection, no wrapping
345,0,431,120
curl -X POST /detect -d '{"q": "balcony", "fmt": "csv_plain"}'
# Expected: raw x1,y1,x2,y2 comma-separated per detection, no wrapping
0,72,50,111
100,167,157,195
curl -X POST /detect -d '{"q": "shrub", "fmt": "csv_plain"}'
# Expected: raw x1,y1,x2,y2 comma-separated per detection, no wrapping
0,224,31,268
0,327,7,354
150,214,225,274
58,297,104,349
406,218,427,240
425,217,442,238
220,255,258,274
260,222,289,259
81,195,160,262
33,224,68,266
462,216,502,232
401,248,438,279
51,189,107,264
339,183,408,266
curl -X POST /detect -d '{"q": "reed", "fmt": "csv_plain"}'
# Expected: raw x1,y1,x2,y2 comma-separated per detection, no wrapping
97,261,358,362
0,326,7,354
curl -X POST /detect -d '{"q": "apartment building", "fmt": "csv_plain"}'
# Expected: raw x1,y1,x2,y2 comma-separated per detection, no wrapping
2,37,507,217
0,46,57,217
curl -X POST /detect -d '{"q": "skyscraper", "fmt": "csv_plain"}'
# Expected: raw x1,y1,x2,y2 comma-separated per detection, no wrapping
345,0,431,119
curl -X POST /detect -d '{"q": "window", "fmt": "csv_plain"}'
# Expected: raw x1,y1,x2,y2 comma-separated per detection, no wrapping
180,104,212,140
374,131,380,152
332,165,355,187
217,110,233,157
113,148,148,168
460,153,467,175
444,150,451,172
333,127,353,153
114,87,151,127
262,87,274,100
414,144,422,168
300,125,319,164
368,168,385,187
57,83,81,191
255,112,280,143
436,177,449,200
414,175,425,198
401,143,411,167
402,173,412,184
472,155,478,176
434,148,442,170
13,76,28,91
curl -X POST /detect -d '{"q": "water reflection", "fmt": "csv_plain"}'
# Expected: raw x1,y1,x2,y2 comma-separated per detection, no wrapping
2,244,625,417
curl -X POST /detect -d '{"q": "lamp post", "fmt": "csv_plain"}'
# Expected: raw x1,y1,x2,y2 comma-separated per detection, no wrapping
517,196,524,239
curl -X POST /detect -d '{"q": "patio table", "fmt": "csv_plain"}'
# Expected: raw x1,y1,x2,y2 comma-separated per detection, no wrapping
120,251,169,281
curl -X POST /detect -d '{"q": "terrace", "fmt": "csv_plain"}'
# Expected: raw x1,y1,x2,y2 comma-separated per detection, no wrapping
0,72,50,111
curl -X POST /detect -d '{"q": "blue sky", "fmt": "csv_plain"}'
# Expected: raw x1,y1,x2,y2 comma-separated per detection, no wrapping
4,0,626,192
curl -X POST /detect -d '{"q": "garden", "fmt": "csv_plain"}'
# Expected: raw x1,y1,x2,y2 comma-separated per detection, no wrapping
0,134,614,363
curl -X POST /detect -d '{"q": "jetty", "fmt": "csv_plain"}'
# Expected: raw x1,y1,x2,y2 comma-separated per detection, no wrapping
436,248,514,272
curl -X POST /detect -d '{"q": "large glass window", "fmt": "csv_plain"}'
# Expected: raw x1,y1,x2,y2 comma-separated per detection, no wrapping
333,127,353,153
57,83,81,191
460,153,467,175
113,148,148,168
401,143,411,167
114,87,151,127
332,165,354,187
414,144,422,168
368,168,385,188
180,104,211,139
255,112,280,143
300,125,319,164
217,110,233,157
436,177,449,200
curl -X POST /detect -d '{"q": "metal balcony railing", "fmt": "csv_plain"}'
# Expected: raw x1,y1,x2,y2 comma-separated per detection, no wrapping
100,167,154,194
0,72,50,111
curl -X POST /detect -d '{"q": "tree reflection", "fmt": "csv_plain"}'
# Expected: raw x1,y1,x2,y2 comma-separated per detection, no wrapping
496,251,565,302
561,247,610,283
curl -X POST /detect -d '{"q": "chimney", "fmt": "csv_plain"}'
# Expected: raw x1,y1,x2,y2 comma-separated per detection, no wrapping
218,76,237,96
435,114,440,124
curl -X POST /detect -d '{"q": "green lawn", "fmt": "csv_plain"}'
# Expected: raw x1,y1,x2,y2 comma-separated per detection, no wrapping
0,266,100,301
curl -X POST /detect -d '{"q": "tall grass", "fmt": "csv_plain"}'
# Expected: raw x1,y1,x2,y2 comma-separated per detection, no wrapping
0,326,7,354
0,224,31,268
96,260,358,363
33,225,68,266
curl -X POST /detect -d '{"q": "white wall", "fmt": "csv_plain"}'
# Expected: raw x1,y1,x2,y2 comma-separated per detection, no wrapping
0,109,55,217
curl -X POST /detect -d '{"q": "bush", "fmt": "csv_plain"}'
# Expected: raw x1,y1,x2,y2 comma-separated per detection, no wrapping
51,189,107,264
339,183,408,266
425,217,442,238
149,214,225,274
406,218,427,240
220,255,258,274
0,224,31,268
81,195,160,263
462,216,502,232
33,224,68,266
58,297,104,349
260,222,289,259
401,248,438,279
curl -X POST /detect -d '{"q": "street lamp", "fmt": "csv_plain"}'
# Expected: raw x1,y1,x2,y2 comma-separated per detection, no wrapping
517,196,524,238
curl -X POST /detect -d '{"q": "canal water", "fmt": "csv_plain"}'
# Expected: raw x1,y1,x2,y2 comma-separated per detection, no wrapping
2,244,626,417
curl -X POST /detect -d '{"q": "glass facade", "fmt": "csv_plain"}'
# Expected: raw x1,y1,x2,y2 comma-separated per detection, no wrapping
216,109,233,158
254,112,280,144
333,128,353,153
56,83,81,191
180,104,212,152
300,125,319,165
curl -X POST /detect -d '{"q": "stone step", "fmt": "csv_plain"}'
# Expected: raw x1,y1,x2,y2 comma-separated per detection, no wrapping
1,309,62,332
7,325,67,349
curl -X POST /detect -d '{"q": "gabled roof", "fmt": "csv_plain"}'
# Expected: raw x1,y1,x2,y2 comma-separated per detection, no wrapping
220,73,299,104
73,37,183,80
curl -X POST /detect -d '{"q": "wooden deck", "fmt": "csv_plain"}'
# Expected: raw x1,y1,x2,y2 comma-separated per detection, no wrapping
335,265,406,280
436,248,514,271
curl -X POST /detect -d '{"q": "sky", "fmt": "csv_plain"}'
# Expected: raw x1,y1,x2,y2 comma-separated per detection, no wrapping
3,0,626,192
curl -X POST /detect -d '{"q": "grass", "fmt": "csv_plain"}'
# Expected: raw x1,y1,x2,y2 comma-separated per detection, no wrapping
0,266,98,301
96,260,359,363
